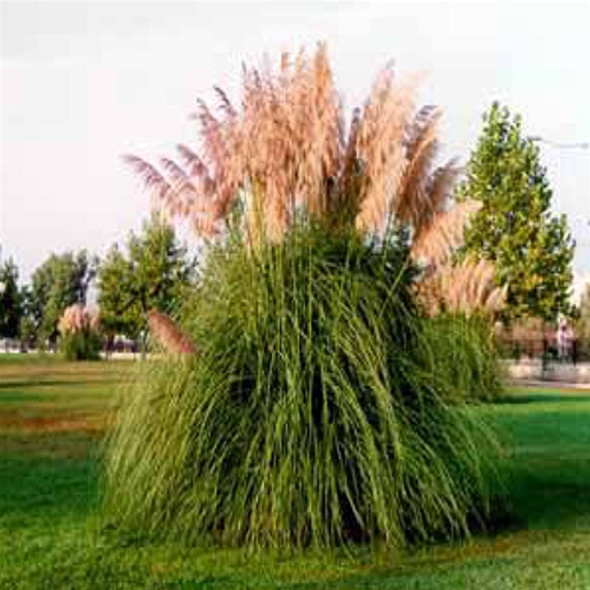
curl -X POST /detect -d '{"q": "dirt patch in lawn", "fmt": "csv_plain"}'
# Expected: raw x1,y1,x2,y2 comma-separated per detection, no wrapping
0,413,107,433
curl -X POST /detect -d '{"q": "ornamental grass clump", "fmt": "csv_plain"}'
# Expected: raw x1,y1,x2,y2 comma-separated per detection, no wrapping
103,45,504,549
58,303,101,361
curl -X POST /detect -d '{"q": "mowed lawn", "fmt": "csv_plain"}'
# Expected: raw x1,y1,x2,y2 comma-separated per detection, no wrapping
1,357,590,589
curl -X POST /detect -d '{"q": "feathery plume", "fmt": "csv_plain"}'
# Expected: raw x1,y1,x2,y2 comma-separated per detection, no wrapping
58,304,100,335
411,199,482,268
148,310,197,354
124,46,459,247
124,44,503,314
416,257,506,317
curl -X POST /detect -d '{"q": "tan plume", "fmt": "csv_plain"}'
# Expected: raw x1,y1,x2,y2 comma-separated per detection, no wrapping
124,45,462,247
148,310,197,354
59,304,100,335
125,45,506,318
411,200,482,269
416,258,507,317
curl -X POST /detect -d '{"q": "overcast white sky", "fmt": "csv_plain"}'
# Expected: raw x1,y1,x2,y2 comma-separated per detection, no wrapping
1,1,589,293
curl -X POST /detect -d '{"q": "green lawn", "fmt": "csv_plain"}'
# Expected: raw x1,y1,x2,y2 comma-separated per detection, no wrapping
1,358,590,589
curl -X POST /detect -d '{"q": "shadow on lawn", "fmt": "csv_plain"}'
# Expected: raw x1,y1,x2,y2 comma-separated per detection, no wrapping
496,392,590,404
491,394,590,531
0,455,98,519
0,428,101,520
506,467,590,531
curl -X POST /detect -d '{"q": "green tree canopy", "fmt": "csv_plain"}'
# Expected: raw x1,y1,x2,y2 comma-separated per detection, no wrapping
29,250,97,345
457,102,574,322
0,259,22,339
97,244,135,339
98,215,196,344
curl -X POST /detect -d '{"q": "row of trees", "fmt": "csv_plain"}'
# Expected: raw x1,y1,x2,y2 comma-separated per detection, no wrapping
0,215,196,350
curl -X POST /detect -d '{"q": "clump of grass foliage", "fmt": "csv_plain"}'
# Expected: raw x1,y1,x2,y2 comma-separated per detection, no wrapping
425,315,502,402
60,330,102,361
104,45,505,550
103,225,499,548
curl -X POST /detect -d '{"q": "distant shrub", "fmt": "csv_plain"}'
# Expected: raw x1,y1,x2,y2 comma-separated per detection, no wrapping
58,304,101,361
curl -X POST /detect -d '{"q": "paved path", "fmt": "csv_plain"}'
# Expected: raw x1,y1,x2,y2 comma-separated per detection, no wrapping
507,379,590,390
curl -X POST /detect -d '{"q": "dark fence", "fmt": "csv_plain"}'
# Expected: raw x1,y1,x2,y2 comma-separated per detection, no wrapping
495,327,589,365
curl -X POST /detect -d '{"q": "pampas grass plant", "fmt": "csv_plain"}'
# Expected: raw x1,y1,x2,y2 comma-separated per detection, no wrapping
104,45,504,550
58,304,101,361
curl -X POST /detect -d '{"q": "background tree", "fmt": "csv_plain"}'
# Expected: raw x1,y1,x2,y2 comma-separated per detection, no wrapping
98,215,195,350
0,259,22,339
28,251,97,346
576,282,590,353
18,287,37,349
97,244,138,342
457,102,574,322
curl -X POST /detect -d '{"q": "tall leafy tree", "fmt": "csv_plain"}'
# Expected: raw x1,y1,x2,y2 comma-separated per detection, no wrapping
98,215,195,348
457,102,574,322
0,259,22,339
97,244,137,340
29,251,97,345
